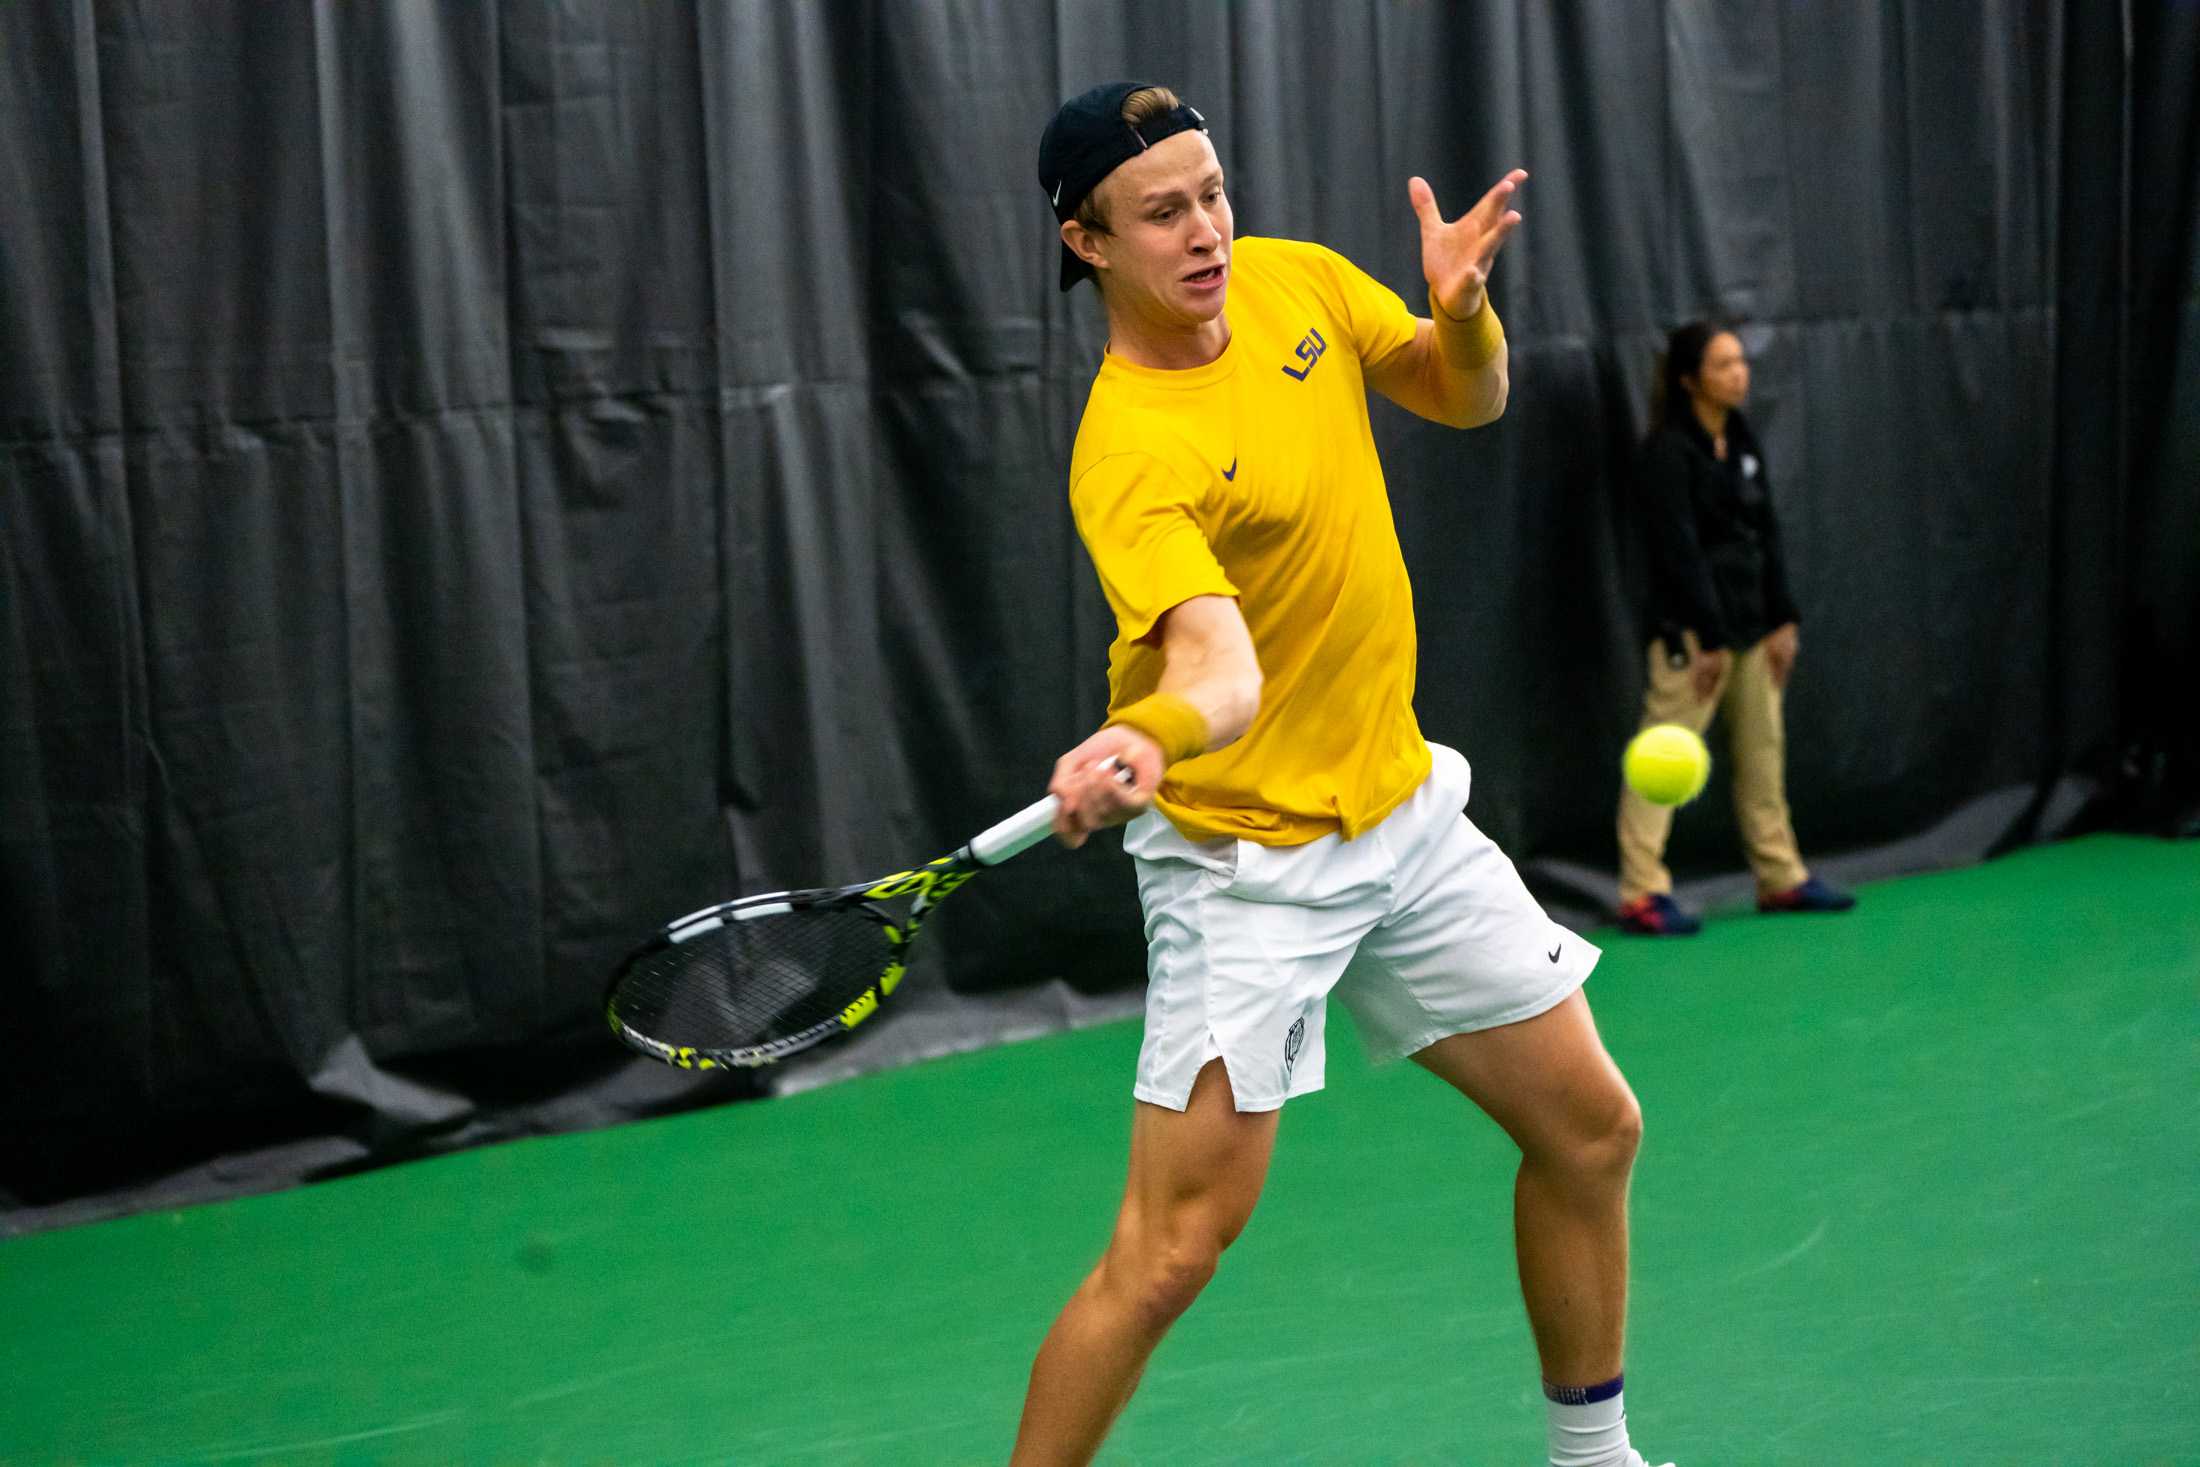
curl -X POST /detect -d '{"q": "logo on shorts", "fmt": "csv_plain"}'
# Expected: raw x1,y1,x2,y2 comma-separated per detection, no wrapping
1282,1015,1306,1078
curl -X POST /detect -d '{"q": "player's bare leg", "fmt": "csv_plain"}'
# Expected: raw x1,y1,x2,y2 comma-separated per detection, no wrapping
1011,1057,1279,1466
1411,989,1642,1385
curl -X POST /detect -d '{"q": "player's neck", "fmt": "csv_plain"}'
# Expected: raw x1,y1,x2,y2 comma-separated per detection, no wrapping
1102,297,1231,371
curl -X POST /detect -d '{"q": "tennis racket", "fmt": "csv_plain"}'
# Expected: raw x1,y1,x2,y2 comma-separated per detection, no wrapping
606,764,1131,1069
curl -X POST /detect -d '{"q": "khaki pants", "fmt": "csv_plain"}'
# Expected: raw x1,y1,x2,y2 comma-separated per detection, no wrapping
1617,631,1810,902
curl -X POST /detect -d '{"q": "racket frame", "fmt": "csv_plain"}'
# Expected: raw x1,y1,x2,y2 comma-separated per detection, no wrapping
605,843,987,1070
606,761,1124,1070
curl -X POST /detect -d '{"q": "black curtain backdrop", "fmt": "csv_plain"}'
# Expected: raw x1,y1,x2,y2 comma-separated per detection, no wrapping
3,1,2193,1229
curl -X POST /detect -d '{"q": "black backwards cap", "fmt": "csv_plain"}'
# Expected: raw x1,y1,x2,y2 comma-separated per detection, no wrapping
1038,81,1210,291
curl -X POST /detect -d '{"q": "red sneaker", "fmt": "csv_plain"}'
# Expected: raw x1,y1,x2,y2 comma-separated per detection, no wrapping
1617,893,1703,935
1757,876,1857,913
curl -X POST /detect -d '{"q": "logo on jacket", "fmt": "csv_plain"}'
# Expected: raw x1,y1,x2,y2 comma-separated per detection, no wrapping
1281,327,1328,380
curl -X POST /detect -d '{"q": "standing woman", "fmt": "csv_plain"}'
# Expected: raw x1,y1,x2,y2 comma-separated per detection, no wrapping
1616,322,1855,935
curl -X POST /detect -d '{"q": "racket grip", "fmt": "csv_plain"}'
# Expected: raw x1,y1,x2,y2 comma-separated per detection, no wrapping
966,759,1134,866
968,797,1064,866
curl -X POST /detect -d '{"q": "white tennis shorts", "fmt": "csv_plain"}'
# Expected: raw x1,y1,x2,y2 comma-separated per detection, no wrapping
1125,743,1598,1112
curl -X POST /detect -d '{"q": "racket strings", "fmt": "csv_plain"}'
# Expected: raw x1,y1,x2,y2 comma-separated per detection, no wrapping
611,906,892,1051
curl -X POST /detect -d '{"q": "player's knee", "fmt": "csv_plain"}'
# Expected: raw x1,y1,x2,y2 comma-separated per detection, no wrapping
1578,1087,1644,1181
1605,1089,1645,1172
1127,1238,1221,1332
1538,1084,1642,1188
1105,1221,1229,1334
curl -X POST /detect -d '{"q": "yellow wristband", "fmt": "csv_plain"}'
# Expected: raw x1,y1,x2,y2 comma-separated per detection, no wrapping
1105,692,1209,766
1430,290,1505,370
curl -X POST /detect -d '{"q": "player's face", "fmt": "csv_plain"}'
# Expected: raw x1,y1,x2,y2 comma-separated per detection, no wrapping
1691,332,1750,409
1083,131,1232,325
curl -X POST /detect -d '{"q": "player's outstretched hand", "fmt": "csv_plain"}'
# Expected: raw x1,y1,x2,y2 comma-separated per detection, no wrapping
1048,726,1163,848
1408,168,1526,322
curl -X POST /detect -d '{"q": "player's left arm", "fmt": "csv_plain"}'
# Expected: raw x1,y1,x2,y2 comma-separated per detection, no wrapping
1363,169,1526,430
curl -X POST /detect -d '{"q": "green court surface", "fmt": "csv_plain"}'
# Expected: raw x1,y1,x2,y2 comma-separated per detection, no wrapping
3,835,2194,1465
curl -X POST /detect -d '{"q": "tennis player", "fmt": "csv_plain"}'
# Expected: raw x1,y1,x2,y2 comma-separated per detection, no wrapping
1012,84,1672,1467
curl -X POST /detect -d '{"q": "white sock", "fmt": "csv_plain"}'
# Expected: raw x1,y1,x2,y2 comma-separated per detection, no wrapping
1544,1374,1634,1467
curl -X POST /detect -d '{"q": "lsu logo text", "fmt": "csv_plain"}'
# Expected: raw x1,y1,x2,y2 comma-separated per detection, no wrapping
1281,326,1327,380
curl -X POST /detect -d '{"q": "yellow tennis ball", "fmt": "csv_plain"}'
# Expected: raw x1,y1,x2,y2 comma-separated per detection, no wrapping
1623,724,1711,806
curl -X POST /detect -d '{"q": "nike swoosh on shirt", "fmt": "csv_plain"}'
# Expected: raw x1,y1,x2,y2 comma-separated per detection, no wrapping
1222,457,1237,481
1547,945,1562,963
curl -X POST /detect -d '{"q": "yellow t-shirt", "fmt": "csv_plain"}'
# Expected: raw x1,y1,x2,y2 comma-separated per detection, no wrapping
1068,235,1432,846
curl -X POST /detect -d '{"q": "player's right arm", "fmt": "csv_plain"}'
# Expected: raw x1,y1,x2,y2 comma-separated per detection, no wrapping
1053,449,1254,844
1151,594,1261,746
1049,595,1261,847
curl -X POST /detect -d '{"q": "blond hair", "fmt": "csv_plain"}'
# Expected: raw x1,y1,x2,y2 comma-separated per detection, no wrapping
1072,86,1184,235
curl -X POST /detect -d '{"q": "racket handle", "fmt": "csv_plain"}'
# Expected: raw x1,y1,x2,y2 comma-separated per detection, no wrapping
967,797,1063,866
966,759,1135,866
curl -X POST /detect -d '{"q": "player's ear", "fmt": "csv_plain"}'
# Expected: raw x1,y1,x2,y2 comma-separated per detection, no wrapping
1060,217,1109,274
